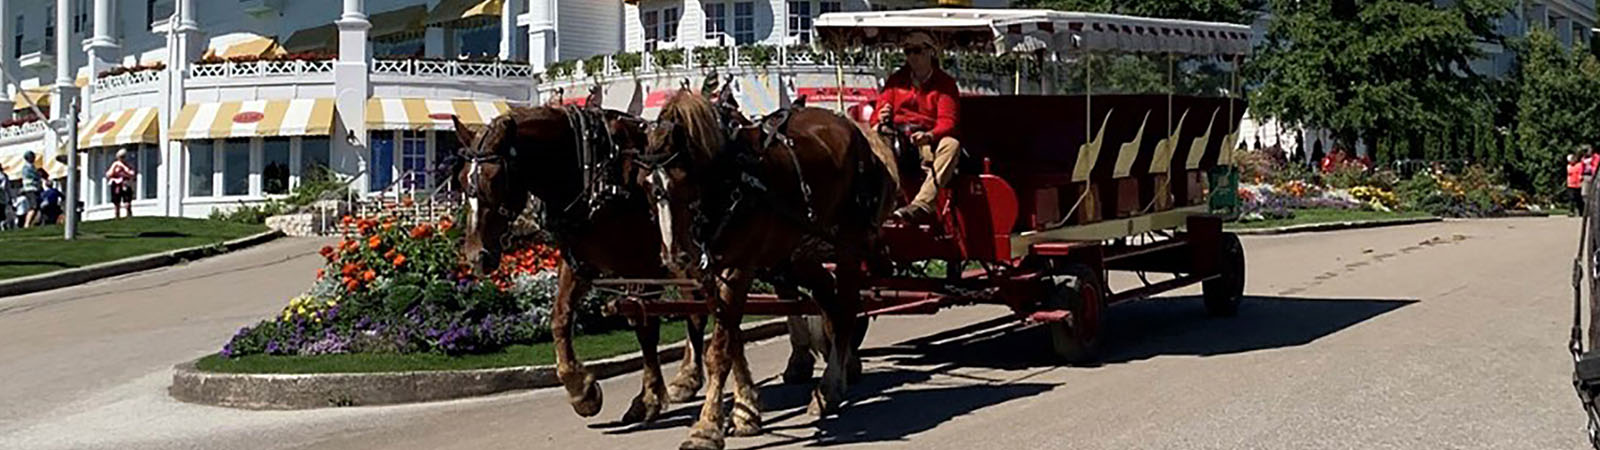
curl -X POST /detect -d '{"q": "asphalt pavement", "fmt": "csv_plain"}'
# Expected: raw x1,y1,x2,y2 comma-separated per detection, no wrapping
0,218,1587,450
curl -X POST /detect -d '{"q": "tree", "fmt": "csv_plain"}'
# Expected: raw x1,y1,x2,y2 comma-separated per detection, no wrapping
1510,29,1600,196
1247,0,1513,165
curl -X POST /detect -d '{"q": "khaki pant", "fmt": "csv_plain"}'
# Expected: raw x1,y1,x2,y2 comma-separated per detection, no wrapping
909,136,960,212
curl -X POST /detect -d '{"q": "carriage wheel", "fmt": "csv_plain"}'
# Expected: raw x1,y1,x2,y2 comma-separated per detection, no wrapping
1044,263,1105,365
1202,232,1245,317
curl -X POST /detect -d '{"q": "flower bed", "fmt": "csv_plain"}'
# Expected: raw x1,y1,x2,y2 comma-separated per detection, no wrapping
219,209,617,359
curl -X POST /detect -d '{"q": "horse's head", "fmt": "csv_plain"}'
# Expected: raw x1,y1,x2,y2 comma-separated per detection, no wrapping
456,114,530,274
637,90,724,274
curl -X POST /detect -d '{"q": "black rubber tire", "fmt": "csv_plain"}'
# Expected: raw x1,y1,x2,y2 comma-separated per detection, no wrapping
1043,263,1106,366
1202,232,1245,317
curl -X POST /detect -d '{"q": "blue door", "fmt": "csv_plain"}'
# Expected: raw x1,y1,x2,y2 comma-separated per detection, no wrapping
369,132,394,191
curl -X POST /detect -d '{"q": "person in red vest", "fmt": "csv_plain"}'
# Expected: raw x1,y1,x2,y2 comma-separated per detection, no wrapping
1570,154,1586,216
873,31,960,221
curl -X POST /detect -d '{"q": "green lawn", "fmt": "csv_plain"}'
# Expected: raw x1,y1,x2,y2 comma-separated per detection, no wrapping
0,217,267,280
1226,208,1433,230
196,316,775,374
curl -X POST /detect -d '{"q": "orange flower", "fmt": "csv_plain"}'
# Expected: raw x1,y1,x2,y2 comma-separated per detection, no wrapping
438,217,455,231
368,235,382,249
316,268,325,279
341,262,360,276
392,253,407,267
382,222,395,231
344,279,361,291
362,269,376,281
411,224,434,239
340,215,355,226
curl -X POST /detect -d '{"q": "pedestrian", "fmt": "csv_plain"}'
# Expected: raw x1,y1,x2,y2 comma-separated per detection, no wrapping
1583,145,1597,210
106,149,136,219
39,179,62,225
1569,154,1585,216
0,163,10,229
15,151,41,228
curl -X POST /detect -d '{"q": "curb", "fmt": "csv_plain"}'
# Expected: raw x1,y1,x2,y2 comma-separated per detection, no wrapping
169,318,791,410
0,229,285,299
1229,216,1443,236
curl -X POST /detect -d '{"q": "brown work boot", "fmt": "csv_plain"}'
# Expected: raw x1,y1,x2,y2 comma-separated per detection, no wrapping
891,204,933,223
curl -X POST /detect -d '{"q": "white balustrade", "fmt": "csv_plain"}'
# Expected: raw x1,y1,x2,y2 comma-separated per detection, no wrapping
369,58,535,80
92,69,161,94
188,59,337,80
0,120,50,141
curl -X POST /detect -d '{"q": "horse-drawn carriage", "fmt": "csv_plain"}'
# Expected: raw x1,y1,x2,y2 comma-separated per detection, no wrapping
457,8,1253,450
605,8,1253,363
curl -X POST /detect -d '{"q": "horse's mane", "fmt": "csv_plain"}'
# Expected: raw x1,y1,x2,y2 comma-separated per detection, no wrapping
658,90,725,162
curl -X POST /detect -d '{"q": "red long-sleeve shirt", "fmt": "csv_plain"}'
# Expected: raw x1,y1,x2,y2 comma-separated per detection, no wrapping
873,67,960,140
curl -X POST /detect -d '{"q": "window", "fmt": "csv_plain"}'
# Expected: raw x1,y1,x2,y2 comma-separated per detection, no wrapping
75,0,89,34
223,138,249,196
44,6,54,51
300,136,331,183
733,2,755,44
188,140,213,197
436,131,460,191
369,132,394,191
263,138,290,195
662,7,679,43
788,1,813,42
147,0,173,28
400,130,427,189
642,10,659,45
820,1,842,13
90,150,106,205
140,144,159,200
12,15,21,58
454,23,500,58
705,3,727,43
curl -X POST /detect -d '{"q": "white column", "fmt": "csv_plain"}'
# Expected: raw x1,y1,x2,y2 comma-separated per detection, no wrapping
52,0,76,123
335,0,371,194
0,0,13,121
527,0,553,71
499,0,517,60
83,0,119,120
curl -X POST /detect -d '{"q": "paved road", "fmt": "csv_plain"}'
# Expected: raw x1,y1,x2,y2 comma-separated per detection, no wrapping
0,218,1588,449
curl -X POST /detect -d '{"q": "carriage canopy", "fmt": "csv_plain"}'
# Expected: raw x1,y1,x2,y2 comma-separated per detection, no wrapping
814,9,1254,58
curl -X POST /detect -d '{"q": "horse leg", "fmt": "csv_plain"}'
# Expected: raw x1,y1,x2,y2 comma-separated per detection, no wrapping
622,316,667,424
681,269,752,450
787,261,845,416
667,314,708,403
775,281,817,384
553,263,603,417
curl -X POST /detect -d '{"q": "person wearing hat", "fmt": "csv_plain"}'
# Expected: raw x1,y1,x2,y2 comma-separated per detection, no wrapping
873,31,961,222
106,148,137,218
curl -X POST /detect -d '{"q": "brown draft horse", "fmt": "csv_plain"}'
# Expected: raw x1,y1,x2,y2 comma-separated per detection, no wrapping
639,91,899,450
454,106,707,424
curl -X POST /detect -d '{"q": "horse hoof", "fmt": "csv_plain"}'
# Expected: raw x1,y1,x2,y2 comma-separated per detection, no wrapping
570,377,604,418
667,377,703,403
679,428,726,450
729,418,764,437
729,398,763,436
805,390,839,417
621,395,663,424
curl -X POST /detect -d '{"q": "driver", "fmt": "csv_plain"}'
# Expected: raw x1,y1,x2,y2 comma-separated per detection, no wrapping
873,31,960,222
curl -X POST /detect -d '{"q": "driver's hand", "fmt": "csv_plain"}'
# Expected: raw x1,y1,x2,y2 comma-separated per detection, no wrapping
911,131,933,145
877,106,892,124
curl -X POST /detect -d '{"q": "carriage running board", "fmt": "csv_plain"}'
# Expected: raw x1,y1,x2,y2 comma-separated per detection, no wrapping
603,290,953,319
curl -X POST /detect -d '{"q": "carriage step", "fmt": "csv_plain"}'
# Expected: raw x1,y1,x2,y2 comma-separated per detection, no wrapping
1026,309,1073,324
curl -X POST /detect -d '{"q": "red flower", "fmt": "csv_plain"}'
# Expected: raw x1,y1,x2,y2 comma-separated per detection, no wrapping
340,215,354,226
439,217,455,232
368,235,383,249
362,269,376,282
318,245,336,260
341,262,360,276
392,253,407,267
410,223,434,239
344,279,361,291
316,268,325,279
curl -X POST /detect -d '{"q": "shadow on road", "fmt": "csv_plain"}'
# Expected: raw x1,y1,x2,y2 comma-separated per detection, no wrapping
601,295,1413,447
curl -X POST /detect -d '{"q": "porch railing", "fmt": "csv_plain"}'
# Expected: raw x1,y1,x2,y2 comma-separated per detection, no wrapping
371,59,535,79
189,59,335,79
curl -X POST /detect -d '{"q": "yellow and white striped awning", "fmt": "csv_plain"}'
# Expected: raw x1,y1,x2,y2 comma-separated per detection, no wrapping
204,34,286,59
366,98,509,131
79,107,161,149
425,0,503,27
169,99,336,140
13,88,48,110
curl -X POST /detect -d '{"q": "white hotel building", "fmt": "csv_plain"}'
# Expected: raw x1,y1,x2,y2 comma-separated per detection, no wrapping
0,0,994,221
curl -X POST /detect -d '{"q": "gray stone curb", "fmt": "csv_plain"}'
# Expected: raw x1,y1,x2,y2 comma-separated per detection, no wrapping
169,318,791,410
0,229,285,299
1230,216,1442,236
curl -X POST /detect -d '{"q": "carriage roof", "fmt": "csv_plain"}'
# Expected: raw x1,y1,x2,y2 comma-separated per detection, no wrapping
814,8,1254,58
